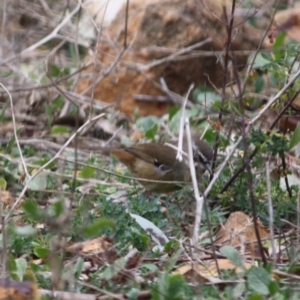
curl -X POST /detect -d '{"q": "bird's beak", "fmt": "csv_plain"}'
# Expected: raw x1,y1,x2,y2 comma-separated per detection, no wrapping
204,163,213,175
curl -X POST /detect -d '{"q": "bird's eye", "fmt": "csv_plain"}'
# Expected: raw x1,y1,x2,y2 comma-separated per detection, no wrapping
154,159,170,172
154,159,164,169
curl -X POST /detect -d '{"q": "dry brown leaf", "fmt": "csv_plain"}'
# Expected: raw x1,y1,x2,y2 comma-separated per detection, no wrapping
273,6,300,43
0,190,16,210
0,279,39,300
173,259,253,283
215,211,270,258
66,237,113,255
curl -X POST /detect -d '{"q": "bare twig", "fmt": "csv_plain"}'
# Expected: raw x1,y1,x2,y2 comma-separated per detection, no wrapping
130,38,212,72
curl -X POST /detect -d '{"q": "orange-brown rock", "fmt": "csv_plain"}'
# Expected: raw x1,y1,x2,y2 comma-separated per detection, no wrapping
77,0,266,117
269,5,300,44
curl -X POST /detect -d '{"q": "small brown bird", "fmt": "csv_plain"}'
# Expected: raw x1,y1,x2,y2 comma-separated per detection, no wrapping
112,138,213,193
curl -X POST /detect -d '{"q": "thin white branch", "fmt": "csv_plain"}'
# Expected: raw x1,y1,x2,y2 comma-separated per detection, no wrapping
0,82,29,178
184,120,204,247
266,161,276,265
176,84,194,162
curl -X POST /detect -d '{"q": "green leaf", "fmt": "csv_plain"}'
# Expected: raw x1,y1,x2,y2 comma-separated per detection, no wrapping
143,263,158,272
266,134,289,156
193,86,221,105
232,282,246,299
273,32,286,60
220,246,245,271
23,201,41,220
79,166,95,179
27,171,47,191
34,247,50,259
127,288,140,300
268,280,280,296
52,200,64,217
169,108,198,133
130,213,169,251
136,116,160,131
249,294,265,300
164,240,179,252
260,52,272,62
251,130,267,146
101,257,126,280
7,255,17,279
168,107,180,122
247,267,271,296
252,53,271,70
0,102,7,122
84,218,115,237
51,126,70,135
15,258,27,281
255,76,265,93
145,123,158,139
14,225,37,236
50,64,61,77
152,273,189,300
136,116,160,139
289,123,300,149
0,177,7,190
73,257,84,279
5,130,18,153
62,66,70,76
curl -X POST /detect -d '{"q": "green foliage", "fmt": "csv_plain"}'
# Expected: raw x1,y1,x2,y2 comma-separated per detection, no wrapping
46,95,65,126
168,107,199,133
250,130,289,157
78,166,95,179
220,246,246,272
49,64,70,78
0,177,7,190
13,225,37,236
34,247,50,259
15,258,27,281
27,171,48,191
152,273,191,300
193,86,221,105
247,267,271,296
51,126,70,135
254,75,265,93
23,201,41,220
289,124,300,150
0,102,8,122
83,218,115,237
272,32,287,61
136,116,160,139
101,257,127,280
